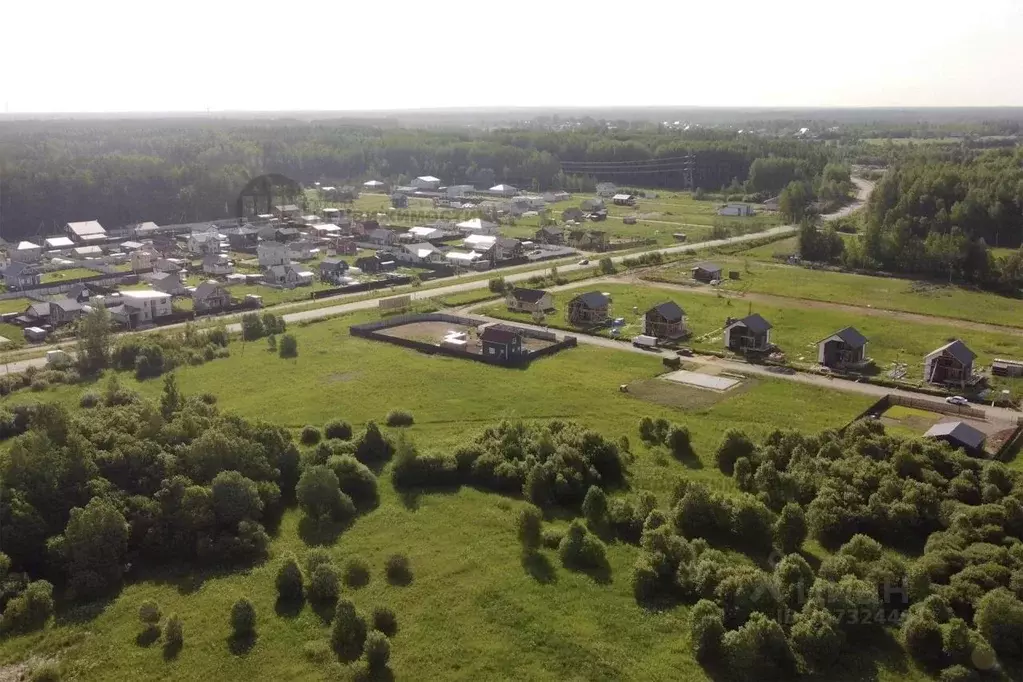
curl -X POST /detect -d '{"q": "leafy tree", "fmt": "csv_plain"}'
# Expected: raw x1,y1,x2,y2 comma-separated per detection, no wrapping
307,563,341,604
721,611,795,678
974,587,1023,658
902,612,944,668
731,494,776,554
330,598,367,662
324,420,353,441
211,471,264,526
296,466,353,523
557,521,606,570
0,580,54,634
279,334,298,359
775,503,808,555
582,486,608,526
517,505,543,551
790,606,844,672
241,313,265,341
715,429,754,475
139,600,162,629
164,614,183,649
343,557,371,588
326,455,378,511
276,553,304,601
385,553,413,585
160,373,183,419
371,606,398,637
385,410,414,427
598,257,615,274
231,598,256,636
779,180,813,223
300,425,321,445
354,422,392,464
76,307,112,374
364,630,390,671
774,553,815,611
488,277,507,293
666,424,694,460
59,497,130,599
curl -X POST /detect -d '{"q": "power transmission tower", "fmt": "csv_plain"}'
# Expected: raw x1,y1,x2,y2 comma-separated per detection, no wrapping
682,152,695,190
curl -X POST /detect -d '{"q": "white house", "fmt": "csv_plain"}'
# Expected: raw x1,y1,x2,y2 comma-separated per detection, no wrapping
412,175,441,190
44,236,75,251
455,218,499,235
445,184,475,198
363,180,386,191
130,248,157,271
202,254,234,276
310,224,342,238
445,251,482,266
187,229,221,255
113,290,173,326
73,245,104,258
264,264,314,288
287,240,319,261
14,241,42,262
489,184,518,197
463,233,497,251
407,226,443,241
596,182,617,198
397,242,445,264
258,241,290,267
66,220,107,243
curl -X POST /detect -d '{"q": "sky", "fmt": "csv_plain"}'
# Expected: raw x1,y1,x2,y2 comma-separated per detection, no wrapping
3,0,1022,113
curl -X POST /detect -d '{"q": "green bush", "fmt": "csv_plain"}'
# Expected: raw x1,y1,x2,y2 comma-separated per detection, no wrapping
939,665,979,682
164,614,183,648
300,425,321,445
582,486,608,526
385,410,414,427
324,420,353,441
0,580,54,635
79,390,101,408
326,455,379,511
275,553,304,601
230,598,256,636
305,548,332,576
558,521,606,570
371,606,398,637
343,557,371,588
139,600,161,627
364,630,391,671
385,553,413,585
279,334,298,358
330,598,367,662
517,505,543,551
30,661,61,682
307,564,341,604
542,528,564,550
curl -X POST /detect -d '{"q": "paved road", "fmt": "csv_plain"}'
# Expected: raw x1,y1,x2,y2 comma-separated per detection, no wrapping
464,312,1022,425
2,180,873,376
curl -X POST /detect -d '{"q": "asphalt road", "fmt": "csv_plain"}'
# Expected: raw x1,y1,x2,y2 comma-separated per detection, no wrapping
2,179,874,376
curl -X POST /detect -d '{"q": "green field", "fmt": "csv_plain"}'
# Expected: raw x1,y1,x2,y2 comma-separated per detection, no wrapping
0,309,891,682
40,267,100,284
481,282,1023,389
648,256,1023,329
0,297,31,315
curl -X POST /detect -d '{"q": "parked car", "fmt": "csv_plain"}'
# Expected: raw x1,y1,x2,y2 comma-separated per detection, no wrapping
632,335,659,350
945,396,969,406
676,347,693,357
577,259,589,265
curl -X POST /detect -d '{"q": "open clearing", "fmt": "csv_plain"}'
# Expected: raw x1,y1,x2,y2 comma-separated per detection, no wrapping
0,309,895,682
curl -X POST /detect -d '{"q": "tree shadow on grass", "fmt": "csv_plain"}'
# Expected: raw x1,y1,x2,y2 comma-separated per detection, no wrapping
135,626,160,647
298,517,348,546
802,627,907,682
227,631,257,656
521,551,557,584
274,595,305,619
353,666,395,682
54,595,117,626
162,639,183,661
564,557,612,585
672,446,703,470
395,482,462,511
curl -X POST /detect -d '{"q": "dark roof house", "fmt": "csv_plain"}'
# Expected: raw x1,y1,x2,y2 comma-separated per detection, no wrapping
925,340,978,388
818,327,869,368
724,313,773,353
567,291,610,326
692,262,723,283
643,301,687,339
925,421,986,454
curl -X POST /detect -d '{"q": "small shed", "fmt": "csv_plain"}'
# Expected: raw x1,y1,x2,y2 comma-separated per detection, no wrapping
692,262,723,283
925,421,986,455
643,301,687,339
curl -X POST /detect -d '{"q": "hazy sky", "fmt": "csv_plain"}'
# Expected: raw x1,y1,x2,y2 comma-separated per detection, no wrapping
3,0,1022,112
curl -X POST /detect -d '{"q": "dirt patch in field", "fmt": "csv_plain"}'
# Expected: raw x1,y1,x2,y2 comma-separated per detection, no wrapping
322,371,361,384
625,376,754,411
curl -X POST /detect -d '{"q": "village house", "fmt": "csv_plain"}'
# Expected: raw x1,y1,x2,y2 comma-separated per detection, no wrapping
367,228,399,247
643,302,687,339
506,288,554,314
73,245,104,259
258,241,290,268
543,191,571,203
330,237,358,255
310,224,343,240
202,254,234,276
596,182,617,198
192,281,232,313
14,241,42,262
567,291,611,326
3,261,41,289
272,204,302,220
444,251,483,268
494,237,524,261
446,184,475,198
321,207,343,223
455,218,499,235
287,240,319,261
488,184,518,197
718,203,755,217
406,226,446,242
534,226,565,244
265,264,314,288
817,327,869,369
924,339,978,388
43,236,75,252
924,421,986,455
22,301,52,325
724,314,773,353
363,180,386,191
153,258,182,274
398,242,445,265
225,226,260,251
355,254,397,274
187,230,221,256
692,262,723,283
412,176,442,190
613,193,637,206
48,298,83,326
112,290,173,327
149,271,188,296
562,207,585,223
129,247,157,271
580,198,606,212
65,220,107,244
319,259,349,284
568,230,608,251
481,325,525,361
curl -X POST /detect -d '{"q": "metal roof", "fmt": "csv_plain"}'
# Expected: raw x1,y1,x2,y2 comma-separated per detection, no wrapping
729,313,772,333
692,261,722,272
823,326,868,349
67,220,106,236
649,301,685,321
511,288,548,303
927,339,976,365
572,291,609,309
925,421,986,450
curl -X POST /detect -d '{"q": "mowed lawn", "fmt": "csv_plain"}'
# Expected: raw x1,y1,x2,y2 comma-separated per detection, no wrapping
481,283,1023,386
40,267,100,283
649,256,1023,329
0,311,891,682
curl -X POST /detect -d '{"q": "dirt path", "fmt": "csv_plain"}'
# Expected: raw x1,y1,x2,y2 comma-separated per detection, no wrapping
628,277,1023,338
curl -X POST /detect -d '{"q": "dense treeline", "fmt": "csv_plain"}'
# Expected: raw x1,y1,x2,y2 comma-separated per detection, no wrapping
632,419,1023,680
799,149,1023,291
0,120,838,239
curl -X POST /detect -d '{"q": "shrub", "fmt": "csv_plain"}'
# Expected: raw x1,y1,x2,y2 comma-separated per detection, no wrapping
300,425,321,446
164,614,183,648
558,521,606,570
330,598,367,662
715,429,755,475
385,410,414,427
582,486,608,526
692,612,725,663
307,564,341,604
305,548,332,576
30,661,61,682
296,466,356,523
231,598,256,636
666,424,693,460
517,505,543,551
276,553,304,601
488,277,506,293
542,528,564,550
939,665,979,682
385,553,413,585
324,419,353,441
279,334,298,358
638,416,657,443
364,630,391,671
790,607,843,672
241,313,265,341
354,422,393,464
326,455,378,511
79,390,100,408
139,600,162,627
267,335,277,352
974,587,1023,658
30,379,48,392
0,580,54,635
775,503,808,555
371,606,398,637
344,557,371,588
721,612,795,678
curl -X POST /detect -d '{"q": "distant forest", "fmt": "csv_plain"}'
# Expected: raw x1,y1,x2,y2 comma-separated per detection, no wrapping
0,121,836,240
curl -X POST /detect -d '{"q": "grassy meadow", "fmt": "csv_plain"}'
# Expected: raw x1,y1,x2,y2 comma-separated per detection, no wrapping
0,309,900,682
480,282,1023,389
647,255,1023,329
